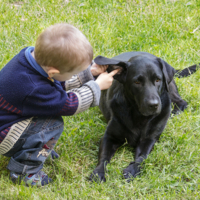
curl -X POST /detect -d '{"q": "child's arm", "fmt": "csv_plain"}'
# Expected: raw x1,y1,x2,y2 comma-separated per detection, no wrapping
63,62,95,91
23,70,119,116
63,62,108,91
65,81,100,114
64,69,118,114
64,65,94,90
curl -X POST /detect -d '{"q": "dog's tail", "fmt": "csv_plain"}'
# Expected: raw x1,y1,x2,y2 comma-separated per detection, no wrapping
175,63,199,78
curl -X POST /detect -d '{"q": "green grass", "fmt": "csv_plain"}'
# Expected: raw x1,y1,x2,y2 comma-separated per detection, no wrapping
0,0,200,199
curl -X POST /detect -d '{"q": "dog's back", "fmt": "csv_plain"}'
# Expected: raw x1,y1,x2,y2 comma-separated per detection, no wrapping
113,52,156,61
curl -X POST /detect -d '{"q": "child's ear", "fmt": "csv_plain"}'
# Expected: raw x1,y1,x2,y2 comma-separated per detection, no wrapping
94,56,130,83
45,67,60,78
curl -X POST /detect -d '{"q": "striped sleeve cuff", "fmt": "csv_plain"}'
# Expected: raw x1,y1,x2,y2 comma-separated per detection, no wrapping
78,62,94,84
83,80,101,107
68,80,101,114
65,75,82,90
65,63,94,90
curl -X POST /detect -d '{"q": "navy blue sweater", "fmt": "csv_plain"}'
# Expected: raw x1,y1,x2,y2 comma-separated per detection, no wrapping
0,48,80,142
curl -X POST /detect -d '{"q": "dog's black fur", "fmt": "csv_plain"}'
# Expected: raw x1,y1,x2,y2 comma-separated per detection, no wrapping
89,52,198,182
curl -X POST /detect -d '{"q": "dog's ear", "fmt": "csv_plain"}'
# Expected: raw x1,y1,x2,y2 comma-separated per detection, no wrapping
94,56,130,83
157,58,176,92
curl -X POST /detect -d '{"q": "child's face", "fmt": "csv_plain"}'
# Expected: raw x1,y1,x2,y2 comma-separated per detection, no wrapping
53,63,89,81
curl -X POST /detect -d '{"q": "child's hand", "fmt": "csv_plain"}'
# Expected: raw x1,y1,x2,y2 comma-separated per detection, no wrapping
91,62,108,76
95,69,119,90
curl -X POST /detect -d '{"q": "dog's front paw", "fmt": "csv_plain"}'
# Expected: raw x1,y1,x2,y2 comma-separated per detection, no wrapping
123,162,141,182
89,171,106,183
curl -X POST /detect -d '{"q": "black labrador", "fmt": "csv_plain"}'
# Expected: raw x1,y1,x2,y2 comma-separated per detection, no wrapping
90,52,198,182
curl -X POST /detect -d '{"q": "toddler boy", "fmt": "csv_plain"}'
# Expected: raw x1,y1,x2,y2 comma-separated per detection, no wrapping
0,23,118,186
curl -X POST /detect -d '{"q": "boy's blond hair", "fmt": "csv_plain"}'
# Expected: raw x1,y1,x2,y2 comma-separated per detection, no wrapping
34,23,93,73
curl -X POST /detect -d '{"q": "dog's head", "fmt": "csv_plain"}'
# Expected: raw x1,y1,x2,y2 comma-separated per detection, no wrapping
94,54,175,116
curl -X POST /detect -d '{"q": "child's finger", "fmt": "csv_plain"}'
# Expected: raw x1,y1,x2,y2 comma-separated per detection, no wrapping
108,69,120,77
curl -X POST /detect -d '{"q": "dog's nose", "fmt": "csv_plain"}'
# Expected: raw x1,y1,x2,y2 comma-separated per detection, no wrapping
148,99,159,110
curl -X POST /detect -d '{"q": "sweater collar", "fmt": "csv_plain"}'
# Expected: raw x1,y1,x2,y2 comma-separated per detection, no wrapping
25,46,48,78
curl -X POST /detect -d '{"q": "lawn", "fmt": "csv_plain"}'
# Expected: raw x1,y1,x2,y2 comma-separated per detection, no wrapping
0,0,200,199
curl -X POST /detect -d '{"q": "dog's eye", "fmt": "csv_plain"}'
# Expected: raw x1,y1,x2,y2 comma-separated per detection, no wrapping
134,81,140,84
155,79,160,82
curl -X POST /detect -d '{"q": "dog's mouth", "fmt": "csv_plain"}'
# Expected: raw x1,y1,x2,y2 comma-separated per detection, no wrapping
139,104,162,116
139,109,161,116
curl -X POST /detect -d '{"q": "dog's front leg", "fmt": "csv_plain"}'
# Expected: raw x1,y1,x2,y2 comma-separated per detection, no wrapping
90,135,120,182
123,138,156,182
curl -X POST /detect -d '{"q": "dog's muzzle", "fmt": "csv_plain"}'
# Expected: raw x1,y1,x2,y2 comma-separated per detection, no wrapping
139,97,161,116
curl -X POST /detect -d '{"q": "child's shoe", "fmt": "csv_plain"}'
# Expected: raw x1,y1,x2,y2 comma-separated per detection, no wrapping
10,170,52,187
51,149,59,159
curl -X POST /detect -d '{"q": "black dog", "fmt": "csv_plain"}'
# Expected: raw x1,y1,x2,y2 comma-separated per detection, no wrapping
90,52,198,182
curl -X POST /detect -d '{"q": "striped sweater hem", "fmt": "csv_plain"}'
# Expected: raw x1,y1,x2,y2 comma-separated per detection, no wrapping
0,117,32,155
